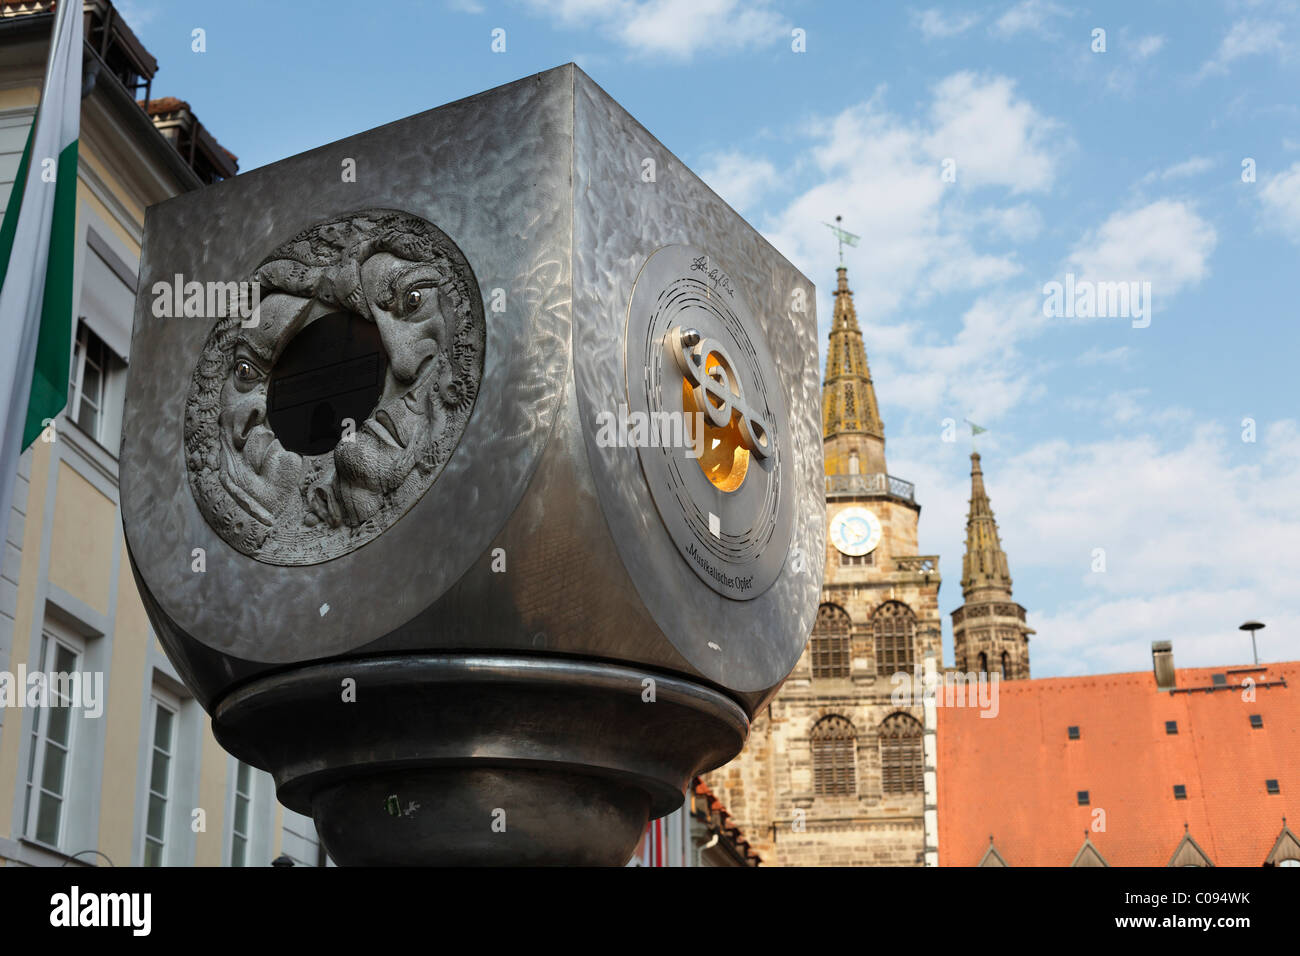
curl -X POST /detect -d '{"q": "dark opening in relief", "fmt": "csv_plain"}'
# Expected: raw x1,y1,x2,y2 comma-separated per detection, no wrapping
267,312,387,456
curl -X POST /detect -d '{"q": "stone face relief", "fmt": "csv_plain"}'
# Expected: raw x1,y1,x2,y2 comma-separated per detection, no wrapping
183,209,485,565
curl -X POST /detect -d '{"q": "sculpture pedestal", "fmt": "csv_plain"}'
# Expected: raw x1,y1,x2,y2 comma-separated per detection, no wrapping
211,654,748,865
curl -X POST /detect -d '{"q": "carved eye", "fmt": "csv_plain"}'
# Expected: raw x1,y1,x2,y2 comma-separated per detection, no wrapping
404,289,422,311
234,359,259,383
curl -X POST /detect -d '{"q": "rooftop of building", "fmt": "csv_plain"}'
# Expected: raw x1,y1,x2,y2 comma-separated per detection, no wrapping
137,96,239,180
692,777,762,866
1,0,238,184
936,650,1299,866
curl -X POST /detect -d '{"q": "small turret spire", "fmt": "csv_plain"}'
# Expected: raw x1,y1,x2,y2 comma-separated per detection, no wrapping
961,452,1013,602
952,450,1030,679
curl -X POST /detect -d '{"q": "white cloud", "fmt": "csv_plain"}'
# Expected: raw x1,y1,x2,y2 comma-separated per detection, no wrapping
897,420,1300,677
758,72,1061,332
968,202,1045,242
997,421,1300,674
1160,156,1214,180
872,288,1049,424
1135,34,1166,58
913,8,980,39
992,0,1072,39
1076,345,1131,366
1067,200,1217,298
924,72,1061,193
1200,19,1287,76
522,0,789,59
1067,389,1193,427
710,73,1063,424
696,151,779,213
1258,161,1300,244
1136,156,1215,186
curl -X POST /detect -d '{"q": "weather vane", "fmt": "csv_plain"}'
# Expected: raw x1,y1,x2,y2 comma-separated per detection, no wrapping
822,215,860,265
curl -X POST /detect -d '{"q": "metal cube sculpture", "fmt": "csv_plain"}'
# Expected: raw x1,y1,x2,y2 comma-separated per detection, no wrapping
121,65,824,865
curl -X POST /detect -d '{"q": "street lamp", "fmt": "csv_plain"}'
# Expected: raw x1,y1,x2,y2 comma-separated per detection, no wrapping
1239,621,1265,666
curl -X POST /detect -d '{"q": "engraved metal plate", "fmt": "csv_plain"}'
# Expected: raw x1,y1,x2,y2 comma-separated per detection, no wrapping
183,209,486,565
624,245,793,600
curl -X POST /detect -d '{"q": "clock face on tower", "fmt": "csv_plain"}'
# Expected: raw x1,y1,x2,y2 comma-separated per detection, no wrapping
830,506,883,557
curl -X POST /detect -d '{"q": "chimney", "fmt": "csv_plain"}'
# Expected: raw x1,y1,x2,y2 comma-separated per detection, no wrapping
1152,640,1176,690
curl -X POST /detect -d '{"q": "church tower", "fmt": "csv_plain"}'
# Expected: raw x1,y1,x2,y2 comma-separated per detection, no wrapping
823,266,886,477
705,264,943,866
951,452,1032,679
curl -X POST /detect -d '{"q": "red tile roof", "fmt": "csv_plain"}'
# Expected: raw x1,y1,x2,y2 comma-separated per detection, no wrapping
140,96,191,116
937,661,1299,866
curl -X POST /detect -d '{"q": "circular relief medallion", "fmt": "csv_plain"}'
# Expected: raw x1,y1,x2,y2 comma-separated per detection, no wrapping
830,505,882,556
182,209,486,566
624,245,793,600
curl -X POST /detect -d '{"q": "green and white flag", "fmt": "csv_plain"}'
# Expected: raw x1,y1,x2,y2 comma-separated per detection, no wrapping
0,0,81,526
965,419,989,436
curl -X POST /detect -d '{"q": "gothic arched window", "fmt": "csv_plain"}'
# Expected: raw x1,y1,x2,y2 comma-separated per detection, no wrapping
977,651,988,674
873,601,916,677
879,712,923,795
811,715,857,796
1000,650,1010,679
811,604,851,679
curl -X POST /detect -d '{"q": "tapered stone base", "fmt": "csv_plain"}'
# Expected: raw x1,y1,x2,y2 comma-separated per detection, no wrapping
210,654,749,865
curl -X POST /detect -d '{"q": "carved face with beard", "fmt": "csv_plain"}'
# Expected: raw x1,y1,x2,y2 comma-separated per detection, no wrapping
214,294,311,530
329,252,458,525
184,210,485,565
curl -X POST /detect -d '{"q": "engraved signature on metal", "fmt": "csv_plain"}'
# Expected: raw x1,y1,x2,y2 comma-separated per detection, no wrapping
625,245,793,601
183,209,486,565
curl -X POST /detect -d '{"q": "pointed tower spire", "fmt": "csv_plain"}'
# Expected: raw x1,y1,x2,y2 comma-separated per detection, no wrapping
952,451,1031,679
961,452,1013,602
822,266,886,475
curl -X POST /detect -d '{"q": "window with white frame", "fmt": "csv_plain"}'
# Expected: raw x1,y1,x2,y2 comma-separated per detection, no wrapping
67,321,127,446
23,632,82,849
142,692,179,866
230,760,253,867
68,229,135,453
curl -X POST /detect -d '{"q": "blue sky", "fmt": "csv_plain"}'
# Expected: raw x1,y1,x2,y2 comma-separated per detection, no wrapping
117,0,1300,677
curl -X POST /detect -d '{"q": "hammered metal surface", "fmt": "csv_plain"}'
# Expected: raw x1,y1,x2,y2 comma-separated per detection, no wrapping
122,71,572,665
122,64,823,717
571,69,825,700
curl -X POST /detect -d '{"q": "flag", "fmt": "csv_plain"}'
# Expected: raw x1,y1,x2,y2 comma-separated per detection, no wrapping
822,220,860,248
0,0,81,532
964,419,988,436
